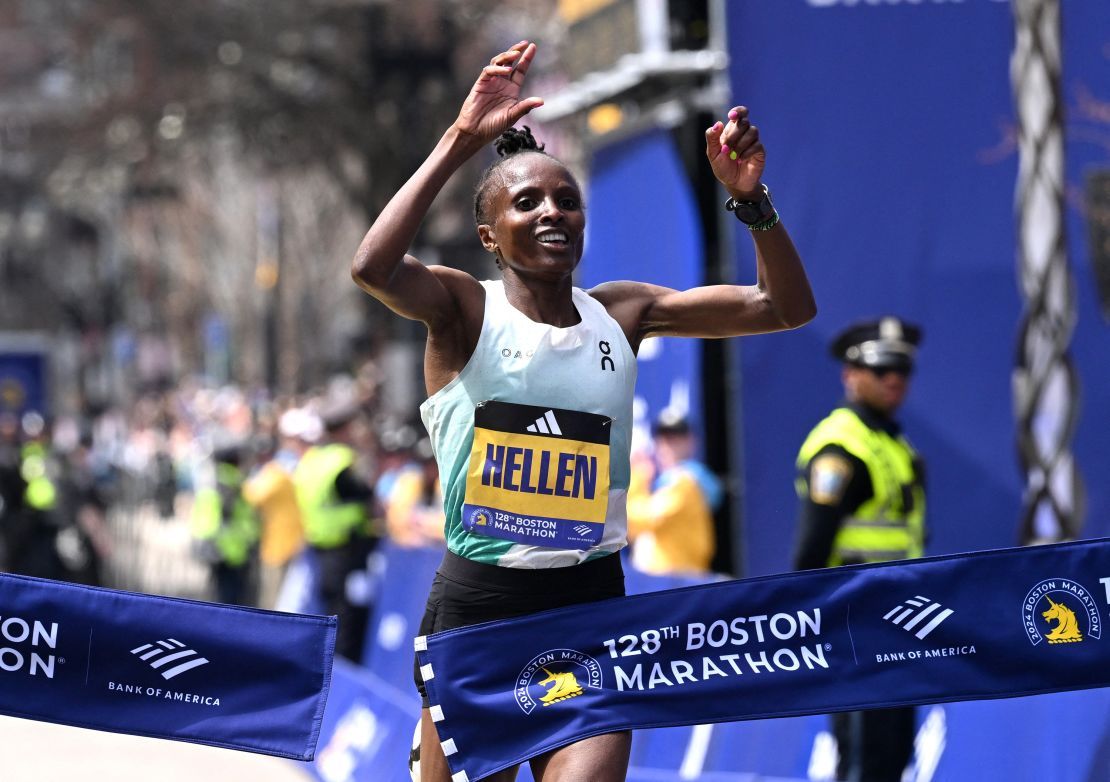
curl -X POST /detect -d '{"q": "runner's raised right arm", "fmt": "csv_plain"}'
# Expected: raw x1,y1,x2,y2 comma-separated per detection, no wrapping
350,41,544,329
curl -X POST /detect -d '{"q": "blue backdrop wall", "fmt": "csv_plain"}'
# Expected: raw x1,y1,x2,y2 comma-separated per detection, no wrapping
1062,1,1110,540
726,0,1110,577
578,129,705,446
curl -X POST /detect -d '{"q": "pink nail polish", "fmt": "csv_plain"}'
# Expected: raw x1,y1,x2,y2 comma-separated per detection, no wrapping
728,110,738,120
721,144,730,155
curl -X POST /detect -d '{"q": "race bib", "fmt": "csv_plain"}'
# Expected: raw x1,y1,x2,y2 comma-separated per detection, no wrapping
462,401,611,550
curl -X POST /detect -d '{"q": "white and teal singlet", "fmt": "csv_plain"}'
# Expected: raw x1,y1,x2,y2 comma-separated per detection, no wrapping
419,279,636,568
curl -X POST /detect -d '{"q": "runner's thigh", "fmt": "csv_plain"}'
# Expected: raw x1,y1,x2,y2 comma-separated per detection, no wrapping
529,730,631,782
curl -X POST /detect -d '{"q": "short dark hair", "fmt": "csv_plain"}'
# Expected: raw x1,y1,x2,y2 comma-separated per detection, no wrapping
473,126,548,226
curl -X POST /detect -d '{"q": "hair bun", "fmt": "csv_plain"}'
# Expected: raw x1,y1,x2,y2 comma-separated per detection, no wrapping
494,126,545,157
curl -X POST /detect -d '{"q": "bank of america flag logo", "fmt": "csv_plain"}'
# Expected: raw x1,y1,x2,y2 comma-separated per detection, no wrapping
883,596,953,640
131,638,210,680
526,410,562,436
573,524,592,536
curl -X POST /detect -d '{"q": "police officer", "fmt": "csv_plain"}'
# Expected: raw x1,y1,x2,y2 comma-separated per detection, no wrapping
793,316,925,782
294,400,377,661
0,413,25,570
11,413,65,579
191,444,260,606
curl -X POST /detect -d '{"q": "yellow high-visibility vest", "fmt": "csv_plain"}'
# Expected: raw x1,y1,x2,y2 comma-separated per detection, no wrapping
294,444,367,548
191,462,259,566
21,442,56,511
797,407,925,566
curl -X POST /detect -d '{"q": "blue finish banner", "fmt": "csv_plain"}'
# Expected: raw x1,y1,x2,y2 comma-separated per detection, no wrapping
417,538,1110,781
0,573,335,760
310,658,421,782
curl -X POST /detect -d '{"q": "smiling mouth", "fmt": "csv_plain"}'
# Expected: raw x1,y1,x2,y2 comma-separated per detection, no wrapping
536,230,570,245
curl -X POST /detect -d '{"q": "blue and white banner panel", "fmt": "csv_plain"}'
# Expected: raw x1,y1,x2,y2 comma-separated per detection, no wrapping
417,538,1110,781
0,573,335,760
310,658,420,782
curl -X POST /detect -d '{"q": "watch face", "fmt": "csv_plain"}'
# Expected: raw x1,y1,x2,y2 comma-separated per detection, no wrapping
731,191,774,224
734,203,766,223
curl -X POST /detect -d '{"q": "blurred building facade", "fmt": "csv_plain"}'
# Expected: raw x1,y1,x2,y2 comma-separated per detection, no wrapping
0,0,554,422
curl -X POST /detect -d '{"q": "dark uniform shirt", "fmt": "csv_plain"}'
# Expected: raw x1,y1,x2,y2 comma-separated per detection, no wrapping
334,467,374,505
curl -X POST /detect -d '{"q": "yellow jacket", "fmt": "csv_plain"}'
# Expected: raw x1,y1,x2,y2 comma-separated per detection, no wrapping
243,461,304,566
626,460,716,576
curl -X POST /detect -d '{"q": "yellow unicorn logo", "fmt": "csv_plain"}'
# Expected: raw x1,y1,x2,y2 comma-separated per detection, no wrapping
1042,596,1084,644
537,667,584,706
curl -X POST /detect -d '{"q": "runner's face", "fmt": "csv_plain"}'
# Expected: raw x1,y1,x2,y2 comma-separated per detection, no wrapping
483,155,585,276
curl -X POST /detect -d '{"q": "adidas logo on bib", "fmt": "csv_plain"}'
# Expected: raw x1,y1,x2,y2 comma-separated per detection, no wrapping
526,410,562,436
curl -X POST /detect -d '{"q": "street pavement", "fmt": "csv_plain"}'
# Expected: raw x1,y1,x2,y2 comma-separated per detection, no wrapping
0,714,316,782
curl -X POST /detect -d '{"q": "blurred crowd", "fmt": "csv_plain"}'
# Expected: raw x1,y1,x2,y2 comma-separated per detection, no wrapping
0,362,445,626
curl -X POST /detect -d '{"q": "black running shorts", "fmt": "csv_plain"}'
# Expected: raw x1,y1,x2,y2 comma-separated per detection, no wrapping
413,550,625,705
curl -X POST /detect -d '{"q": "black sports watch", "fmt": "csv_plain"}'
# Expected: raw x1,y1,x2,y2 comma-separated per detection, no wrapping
724,183,775,226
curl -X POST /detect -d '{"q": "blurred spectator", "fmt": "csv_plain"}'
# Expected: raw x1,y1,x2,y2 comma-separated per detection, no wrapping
56,432,113,586
243,413,309,609
294,399,380,660
384,437,445,547
153,440,178,520
0,413,26,571
626,409,723,576
9,413,65,579
373,423,420,508
191,444,260,606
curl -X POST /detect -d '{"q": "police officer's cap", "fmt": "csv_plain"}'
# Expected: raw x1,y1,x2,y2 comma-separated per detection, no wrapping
652,408,692,437
830,316,923,371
